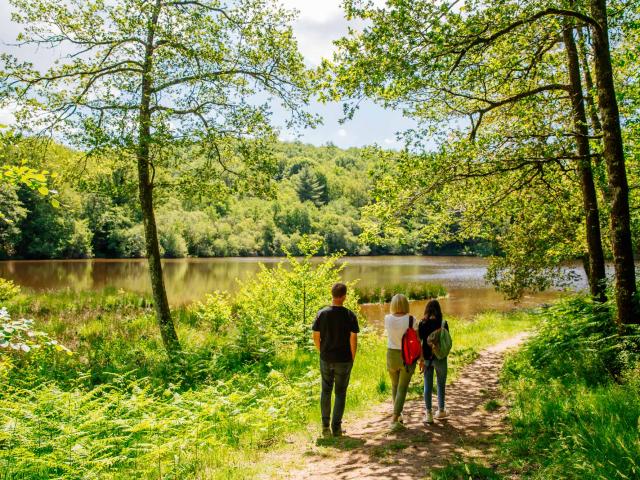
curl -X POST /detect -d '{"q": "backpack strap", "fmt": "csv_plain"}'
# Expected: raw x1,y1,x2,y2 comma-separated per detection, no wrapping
409,315,414,329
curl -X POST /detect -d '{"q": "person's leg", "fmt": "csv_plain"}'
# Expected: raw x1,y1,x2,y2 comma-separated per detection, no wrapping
423,363,434,412
331,362,353,433
387,349,400,407
319,360,334,429
435,357,448,411
393,363,416,417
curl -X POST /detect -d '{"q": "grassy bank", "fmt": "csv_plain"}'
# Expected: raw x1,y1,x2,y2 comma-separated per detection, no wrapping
0,280,539,479
431,295,640,480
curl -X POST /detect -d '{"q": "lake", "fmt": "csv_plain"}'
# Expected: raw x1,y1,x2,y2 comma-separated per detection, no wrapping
0,256,584,322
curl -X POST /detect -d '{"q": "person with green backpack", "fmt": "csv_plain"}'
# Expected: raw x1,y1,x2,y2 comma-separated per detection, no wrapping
418,299,452,424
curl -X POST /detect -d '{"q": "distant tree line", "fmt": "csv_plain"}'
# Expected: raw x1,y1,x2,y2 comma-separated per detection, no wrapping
0,137,489,261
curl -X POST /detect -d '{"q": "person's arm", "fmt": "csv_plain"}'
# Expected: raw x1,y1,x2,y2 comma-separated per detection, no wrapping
313,331,321,352
350,332,357,361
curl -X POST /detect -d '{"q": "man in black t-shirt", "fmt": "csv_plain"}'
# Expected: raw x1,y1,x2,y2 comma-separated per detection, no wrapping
312,282,360,437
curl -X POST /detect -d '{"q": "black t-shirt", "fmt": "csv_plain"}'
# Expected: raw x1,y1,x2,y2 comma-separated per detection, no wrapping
418,318,449,360
312,306,360,363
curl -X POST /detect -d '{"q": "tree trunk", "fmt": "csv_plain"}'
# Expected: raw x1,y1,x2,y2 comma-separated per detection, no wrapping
590,0,637,324
576,28,603,136
563,23,607,302
136,0,181,356
576,26,611,204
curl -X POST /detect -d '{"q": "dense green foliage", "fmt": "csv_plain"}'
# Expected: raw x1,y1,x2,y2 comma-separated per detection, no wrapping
0,138,485,260
326,0,640,301
0,250,536,479
428,295,640,479
0,130,59,219
498,296,640,478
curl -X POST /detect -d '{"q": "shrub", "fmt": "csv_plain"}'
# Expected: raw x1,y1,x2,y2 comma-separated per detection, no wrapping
500,296,640,479
58,218,94,258
111,225,146,258
0,277,20,302
192,291,232,332
233,237,362,358
160,229,188,258
507,296,637,383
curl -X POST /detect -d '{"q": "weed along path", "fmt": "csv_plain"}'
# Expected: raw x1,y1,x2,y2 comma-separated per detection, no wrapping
282,333,529,480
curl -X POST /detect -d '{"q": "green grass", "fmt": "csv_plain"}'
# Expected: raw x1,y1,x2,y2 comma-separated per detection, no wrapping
0,289,539,479
495,296,640,479
354,282,447,304
428,297,640,480
430,459,502,480
423,296,640,480
484,399,501,412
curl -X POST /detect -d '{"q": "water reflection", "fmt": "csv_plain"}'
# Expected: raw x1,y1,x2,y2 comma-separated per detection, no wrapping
0,256,584,321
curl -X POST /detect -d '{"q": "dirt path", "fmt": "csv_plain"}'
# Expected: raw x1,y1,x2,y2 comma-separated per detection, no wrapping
284,333,528,480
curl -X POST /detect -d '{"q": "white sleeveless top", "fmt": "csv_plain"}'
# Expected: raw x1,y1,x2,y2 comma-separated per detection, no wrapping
384,313,416,350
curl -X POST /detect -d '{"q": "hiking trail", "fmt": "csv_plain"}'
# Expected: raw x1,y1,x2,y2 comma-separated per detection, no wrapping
278,332,528,480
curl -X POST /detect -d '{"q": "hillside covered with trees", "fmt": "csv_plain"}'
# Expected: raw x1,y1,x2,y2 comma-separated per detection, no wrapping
0,136,486,260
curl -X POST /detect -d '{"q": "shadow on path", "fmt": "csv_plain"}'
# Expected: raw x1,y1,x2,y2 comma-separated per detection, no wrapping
285,334,528,480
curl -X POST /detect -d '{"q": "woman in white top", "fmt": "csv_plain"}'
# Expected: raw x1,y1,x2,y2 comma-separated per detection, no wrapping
385,293,418,426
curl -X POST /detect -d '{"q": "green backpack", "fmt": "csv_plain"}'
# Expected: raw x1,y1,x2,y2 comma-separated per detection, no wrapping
427,320,452,360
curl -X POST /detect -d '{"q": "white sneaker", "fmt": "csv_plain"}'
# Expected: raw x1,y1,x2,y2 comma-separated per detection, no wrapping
424,411,433,423
435,409,448,419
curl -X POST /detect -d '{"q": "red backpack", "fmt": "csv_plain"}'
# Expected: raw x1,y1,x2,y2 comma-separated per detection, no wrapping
401,316,421,370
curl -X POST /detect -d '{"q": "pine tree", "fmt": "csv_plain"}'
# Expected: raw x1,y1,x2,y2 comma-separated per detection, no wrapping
297,167,327,207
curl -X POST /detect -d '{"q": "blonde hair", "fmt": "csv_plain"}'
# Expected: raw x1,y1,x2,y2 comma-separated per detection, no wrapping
390,294,410,315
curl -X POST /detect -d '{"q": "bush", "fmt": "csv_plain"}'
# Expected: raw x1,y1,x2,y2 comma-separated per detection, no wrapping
0,306,71,359
0,277,20,302
160,229,188,258
111,225,146,257
192,291,232,332
233,237,362,358
506,296,636,383
58,218,94,258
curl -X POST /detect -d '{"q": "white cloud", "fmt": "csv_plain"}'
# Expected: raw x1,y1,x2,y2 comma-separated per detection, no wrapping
337,128,347,137
279,0,343,23
279,0,347,65
0,105,16,125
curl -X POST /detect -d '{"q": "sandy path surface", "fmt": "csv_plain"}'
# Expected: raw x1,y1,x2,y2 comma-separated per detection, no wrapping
284,333,528,480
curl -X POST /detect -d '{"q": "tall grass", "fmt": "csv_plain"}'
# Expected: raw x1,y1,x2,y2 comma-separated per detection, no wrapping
498,296,640,479
0,287,537,478
425,297,640,479
355,282,447,304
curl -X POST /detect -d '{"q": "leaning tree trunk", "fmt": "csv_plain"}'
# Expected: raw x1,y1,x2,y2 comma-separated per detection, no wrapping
563,23,607,302
136,0,181,356
589,0,637,324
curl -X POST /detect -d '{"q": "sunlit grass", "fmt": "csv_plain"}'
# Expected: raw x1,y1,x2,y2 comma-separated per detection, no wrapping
0,290,540,479
355,282,447,304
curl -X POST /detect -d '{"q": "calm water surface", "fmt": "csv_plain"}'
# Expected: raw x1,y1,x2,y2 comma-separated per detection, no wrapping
0,256,585,321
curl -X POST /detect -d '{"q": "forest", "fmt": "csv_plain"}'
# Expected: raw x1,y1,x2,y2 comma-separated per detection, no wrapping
1,0,639,478
0,137,484,260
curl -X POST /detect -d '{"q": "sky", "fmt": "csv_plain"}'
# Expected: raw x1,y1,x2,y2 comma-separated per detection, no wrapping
0,0,417,149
